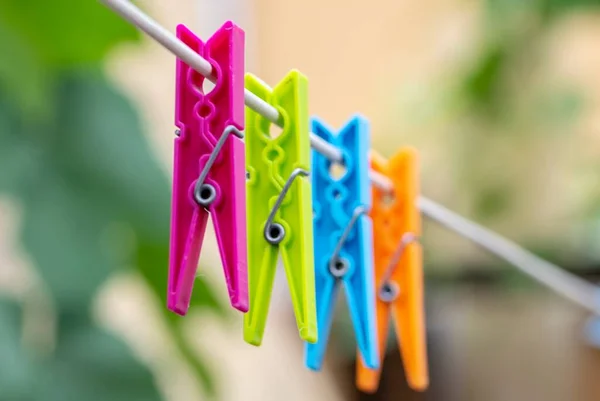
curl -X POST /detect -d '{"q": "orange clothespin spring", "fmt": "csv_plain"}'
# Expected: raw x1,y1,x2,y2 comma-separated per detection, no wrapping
356,148,429,393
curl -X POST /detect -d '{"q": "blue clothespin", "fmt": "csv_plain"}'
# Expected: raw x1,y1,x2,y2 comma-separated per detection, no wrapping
305,115,379,370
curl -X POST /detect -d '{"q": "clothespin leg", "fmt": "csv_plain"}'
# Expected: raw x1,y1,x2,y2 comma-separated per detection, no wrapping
342,250,379,369
279,243,318,343
305,273,338,370
170,207,209,315
279,177,318,344
210,138,249,312
356,296,391,392
392,242,428,391
243,245,279,346
342,215,379,369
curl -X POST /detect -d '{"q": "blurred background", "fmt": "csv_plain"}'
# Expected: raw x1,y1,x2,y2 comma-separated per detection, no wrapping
2,0,600,400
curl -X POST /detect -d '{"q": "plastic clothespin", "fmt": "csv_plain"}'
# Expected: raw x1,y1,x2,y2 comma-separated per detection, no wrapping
356,149,428,393
168,23,248,316
305,116,379,371
244,70,317,346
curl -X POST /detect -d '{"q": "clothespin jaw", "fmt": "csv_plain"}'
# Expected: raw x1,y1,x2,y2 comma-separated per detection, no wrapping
356,148,428,393
168,22,248,316
305,116,379,371
244,70,317,346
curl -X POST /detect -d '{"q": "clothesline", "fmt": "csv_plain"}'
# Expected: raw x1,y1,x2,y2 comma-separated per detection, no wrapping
99,0,600,316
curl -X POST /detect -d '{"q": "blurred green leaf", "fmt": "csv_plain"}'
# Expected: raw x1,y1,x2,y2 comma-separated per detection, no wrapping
0,0,224,397
20,172,119,312
51,71,171,240
535,87,584,130
13,71,225,312
0,0,139,68
0,298,162,401
38,319,161,401
0,21,49,117
0,99,41,194
1,70,224,397
540,0,600,20
485,0,533,23
472,183,512,220
487,0,600,20
12,71,168,311
0,0,139,120
461,44,508,116
441,0,600,274
0,298,36,401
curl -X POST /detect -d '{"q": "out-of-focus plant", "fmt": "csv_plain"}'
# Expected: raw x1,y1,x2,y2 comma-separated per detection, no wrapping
0,1,224,399
388,0,600,272
456,0,600,261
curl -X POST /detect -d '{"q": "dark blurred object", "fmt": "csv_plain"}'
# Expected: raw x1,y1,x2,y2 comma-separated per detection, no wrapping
340,284,600,401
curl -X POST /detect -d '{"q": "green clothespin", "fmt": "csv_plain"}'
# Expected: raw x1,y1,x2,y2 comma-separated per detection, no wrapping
244,70,317,346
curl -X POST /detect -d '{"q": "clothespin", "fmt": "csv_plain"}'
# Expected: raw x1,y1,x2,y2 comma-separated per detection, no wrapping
168,23,248,315
244,70,317,346
305,116,379,370
356,149,428,393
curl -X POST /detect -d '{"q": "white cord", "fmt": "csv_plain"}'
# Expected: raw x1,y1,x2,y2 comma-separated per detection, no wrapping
99,0,600,315
418,197,600,314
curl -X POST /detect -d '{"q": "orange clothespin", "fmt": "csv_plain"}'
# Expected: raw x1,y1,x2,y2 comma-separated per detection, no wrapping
356,148,428,393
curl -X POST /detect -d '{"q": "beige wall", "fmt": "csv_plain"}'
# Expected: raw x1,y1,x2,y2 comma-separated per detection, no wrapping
253,0,479,138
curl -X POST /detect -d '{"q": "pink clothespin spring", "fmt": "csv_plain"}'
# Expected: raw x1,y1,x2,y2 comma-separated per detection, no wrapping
168,22,248,315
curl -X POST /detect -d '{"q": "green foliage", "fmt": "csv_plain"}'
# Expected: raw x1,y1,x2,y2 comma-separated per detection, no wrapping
0,20,48,118
472,183,512,220
461,44,509,118
0,298,34,400
487,0,600,21
0,297,161,401
387,0,600,275
443,0,596,229
0,1,224,399
539,0,600,20
0,0,139,67
462,0,600,120
0,0,139,119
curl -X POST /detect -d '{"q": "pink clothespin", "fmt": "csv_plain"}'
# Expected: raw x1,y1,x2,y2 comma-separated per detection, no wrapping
168,22,248,315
